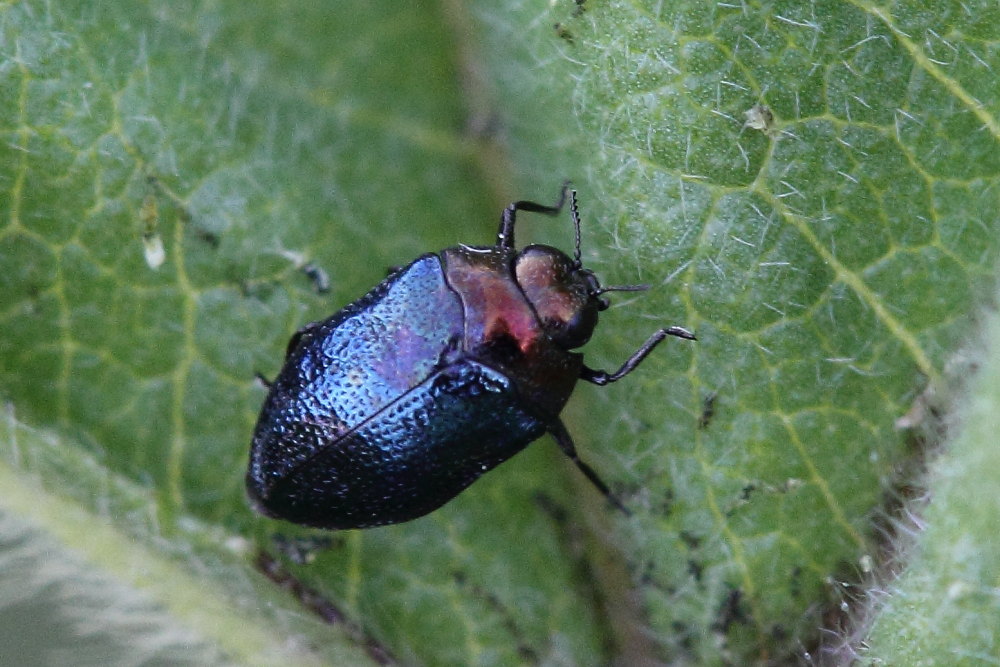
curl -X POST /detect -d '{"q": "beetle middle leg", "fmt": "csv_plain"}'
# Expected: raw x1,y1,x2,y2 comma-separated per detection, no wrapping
580,326,696,386
549,419,631,516
496,183,571,250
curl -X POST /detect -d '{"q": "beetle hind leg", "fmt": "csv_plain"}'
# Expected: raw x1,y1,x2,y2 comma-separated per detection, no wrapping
549,419,631,516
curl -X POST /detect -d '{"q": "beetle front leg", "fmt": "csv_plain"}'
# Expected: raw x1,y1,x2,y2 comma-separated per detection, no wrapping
495,182,571,250
549,419,631,516
581,326,696,386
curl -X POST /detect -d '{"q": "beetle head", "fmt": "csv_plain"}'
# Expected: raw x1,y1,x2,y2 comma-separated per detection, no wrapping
514,245,603,350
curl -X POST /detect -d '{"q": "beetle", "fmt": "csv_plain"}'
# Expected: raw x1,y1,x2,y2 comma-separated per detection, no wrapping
246,186,694,529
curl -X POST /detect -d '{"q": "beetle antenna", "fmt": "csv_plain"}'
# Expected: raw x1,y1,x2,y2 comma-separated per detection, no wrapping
596,283,649,295
569,189,583,269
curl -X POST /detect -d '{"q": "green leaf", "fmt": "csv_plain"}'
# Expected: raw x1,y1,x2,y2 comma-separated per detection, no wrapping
477,0,999,660
1,0,997,664
861,294,1000,665
0,413,357,665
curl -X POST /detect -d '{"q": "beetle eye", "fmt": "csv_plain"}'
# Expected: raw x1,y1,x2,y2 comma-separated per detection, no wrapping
548,304,598,349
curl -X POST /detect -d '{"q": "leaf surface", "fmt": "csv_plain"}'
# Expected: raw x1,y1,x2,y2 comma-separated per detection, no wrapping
0,0,997,663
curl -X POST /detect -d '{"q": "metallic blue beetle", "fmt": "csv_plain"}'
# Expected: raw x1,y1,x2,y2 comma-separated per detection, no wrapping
247,187,694,529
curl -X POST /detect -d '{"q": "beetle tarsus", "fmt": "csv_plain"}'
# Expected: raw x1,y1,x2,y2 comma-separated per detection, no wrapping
664,325,697,341
550,419,631,516
581,326,696,386
496,182,572,250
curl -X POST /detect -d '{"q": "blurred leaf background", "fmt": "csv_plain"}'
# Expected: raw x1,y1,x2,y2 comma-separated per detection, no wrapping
0,1,997,664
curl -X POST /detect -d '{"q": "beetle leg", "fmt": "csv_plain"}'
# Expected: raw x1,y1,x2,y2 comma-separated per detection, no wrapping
549,419,631,516
495,182,571,250
284,320,322,359
581,326,696,386
258,321,323,390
